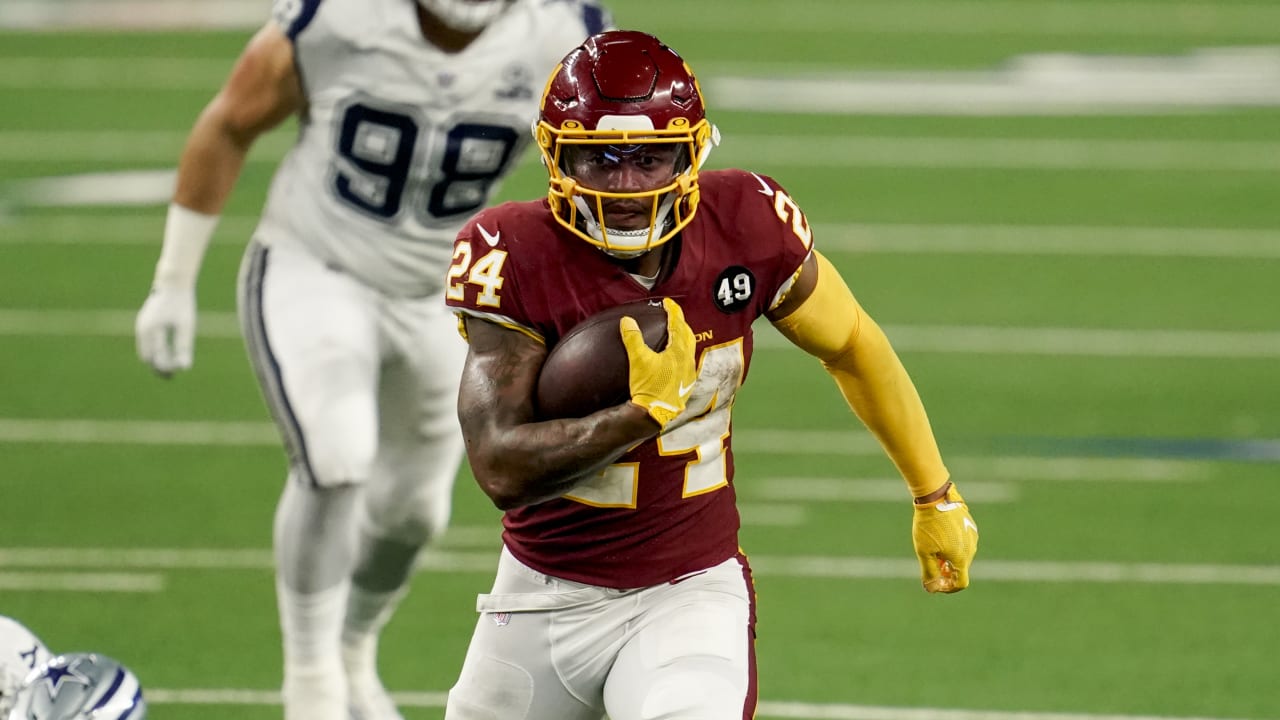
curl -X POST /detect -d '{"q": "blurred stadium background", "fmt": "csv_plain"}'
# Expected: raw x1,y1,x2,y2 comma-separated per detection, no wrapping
2,1,1278,718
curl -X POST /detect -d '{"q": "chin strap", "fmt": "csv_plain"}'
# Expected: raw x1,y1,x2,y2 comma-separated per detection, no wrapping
571,190,679,258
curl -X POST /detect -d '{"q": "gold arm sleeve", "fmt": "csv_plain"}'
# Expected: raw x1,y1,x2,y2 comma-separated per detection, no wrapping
771,251,950,498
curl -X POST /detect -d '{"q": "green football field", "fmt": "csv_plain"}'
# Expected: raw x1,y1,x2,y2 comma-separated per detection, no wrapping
2,0,1279,718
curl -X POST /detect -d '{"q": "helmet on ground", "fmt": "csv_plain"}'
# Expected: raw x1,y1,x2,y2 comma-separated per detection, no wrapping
417,0,513,33
535,30,720,257
0,617,50,718
6,653,146,720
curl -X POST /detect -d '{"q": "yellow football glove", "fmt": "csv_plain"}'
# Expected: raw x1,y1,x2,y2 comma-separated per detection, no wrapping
619,297,698,429
911,482,979,593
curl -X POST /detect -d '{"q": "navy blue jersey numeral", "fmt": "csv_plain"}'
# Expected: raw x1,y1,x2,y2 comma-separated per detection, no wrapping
426,123,520,219
333,104,520,224
334,104,419,218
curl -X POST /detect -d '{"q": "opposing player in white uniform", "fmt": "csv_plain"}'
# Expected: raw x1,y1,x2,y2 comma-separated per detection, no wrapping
0,616,51,718
134,1,611,719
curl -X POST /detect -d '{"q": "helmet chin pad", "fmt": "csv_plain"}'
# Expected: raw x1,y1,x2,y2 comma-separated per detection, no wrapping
571,192,679,258
417,0,509,33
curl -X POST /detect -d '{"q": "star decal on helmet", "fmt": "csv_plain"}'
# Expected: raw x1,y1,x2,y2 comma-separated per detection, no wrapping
36,658,93,699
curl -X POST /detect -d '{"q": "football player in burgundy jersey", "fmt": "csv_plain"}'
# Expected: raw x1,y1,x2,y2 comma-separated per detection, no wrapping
444,30,979,720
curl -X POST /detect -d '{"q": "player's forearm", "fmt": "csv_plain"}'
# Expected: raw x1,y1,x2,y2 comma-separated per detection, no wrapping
458,317,661,509
172,103,255,215
464,405,657,510
821,323,950,496
772,252,948,497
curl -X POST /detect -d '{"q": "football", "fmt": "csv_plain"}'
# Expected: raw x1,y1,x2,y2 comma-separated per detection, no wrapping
535,300,670,419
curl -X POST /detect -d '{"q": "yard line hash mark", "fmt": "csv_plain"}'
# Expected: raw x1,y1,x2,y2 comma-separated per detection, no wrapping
0,571,163,592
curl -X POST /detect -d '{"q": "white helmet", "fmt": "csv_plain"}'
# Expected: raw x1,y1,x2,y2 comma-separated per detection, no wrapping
417,0,513,33
6,653,146,720
0,617,50,718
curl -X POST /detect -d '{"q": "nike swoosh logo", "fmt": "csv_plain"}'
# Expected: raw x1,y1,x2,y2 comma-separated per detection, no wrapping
750,172,775,197
677,380,695,397
936,501,963,512
963,517,979,533
478,224,500,247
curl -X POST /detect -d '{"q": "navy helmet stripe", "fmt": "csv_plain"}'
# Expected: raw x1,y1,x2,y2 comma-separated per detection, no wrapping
89,667,126,712
118,687,145,720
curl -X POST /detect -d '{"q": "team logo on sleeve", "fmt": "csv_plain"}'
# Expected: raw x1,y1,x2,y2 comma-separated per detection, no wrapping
713,266,755,314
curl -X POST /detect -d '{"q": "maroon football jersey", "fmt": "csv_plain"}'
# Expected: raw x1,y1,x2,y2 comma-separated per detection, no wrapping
446,169,814,588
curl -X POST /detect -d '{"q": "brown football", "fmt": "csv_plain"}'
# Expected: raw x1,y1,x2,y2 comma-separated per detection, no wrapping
535,300,670,420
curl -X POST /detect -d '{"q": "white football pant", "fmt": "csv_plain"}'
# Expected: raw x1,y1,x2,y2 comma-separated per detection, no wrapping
238,239,465,545
446,548,757,720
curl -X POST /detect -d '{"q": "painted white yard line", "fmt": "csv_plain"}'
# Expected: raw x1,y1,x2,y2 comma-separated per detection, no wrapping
12,169,176,207
0,57,230,90
752,324,1280,359
7,215,1280,261
739,503,809,526
0,130,294,163
0,214,257,244
0,418,277,446
0,571,163,592
140,687,1277,720
748,556,1280,587
3,310,1279,359
4,131,1280,170
718,136,1280,171
1,547,1276,586
0,310,242,339
640,1,1280,38
0,419,1225,481
731,439,1208,482
816,223,1280,260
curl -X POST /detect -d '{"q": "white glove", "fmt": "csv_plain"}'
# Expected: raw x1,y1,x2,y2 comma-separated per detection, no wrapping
136,203,220,377
135,286,197,376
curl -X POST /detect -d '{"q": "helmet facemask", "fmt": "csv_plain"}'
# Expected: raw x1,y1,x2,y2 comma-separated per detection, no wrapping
536,115,718,258
416,0,511,33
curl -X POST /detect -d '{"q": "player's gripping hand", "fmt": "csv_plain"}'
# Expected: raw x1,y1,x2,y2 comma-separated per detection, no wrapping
135,286,197,377
620,297,698,430
911,482,979,593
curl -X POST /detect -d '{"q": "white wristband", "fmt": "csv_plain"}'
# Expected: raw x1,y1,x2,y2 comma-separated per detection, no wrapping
153,203,220,290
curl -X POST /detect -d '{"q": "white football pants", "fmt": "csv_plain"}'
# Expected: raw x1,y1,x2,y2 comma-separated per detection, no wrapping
446,547,758,720
238,239,465,546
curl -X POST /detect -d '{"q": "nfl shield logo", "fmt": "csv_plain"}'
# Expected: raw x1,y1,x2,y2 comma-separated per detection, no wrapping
491,612,511,627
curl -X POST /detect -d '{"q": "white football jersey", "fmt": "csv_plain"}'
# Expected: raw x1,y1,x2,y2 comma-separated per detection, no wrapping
259,0,610,296
0,616,50,716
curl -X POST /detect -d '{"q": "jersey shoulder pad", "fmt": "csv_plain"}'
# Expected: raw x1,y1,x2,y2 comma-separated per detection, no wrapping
457,199,550,253
271,0,324,40
700,168,814,250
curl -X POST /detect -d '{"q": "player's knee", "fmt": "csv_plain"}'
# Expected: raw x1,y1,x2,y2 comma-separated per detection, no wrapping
304,424,377,486
363,486,451,546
